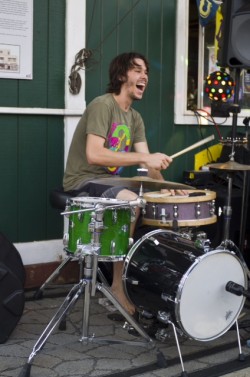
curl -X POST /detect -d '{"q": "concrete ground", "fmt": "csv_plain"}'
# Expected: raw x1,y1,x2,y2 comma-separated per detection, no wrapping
1,285,250,377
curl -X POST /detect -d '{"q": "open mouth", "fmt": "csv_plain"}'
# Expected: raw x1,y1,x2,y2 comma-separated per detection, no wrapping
136,83,145,92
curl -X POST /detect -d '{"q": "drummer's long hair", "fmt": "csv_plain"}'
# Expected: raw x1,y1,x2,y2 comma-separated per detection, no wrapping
106,52,149,95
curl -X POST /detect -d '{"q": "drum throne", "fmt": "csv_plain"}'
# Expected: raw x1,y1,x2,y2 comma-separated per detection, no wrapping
33,187,89,300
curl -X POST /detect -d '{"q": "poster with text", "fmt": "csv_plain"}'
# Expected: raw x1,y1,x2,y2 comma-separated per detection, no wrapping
0,0,33,79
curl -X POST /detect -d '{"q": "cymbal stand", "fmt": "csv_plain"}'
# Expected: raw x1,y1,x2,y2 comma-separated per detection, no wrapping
18,205,165,377
222,68,240,242
221,69,250,281
222,170,233,242
239,170,249,252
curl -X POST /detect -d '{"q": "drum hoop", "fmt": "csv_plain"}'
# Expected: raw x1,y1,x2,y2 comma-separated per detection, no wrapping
70,197,129,205
142,215,217,228
143,190,216,203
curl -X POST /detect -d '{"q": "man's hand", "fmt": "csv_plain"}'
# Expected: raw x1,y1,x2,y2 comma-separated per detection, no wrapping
145,153,173,171
160,189,189,196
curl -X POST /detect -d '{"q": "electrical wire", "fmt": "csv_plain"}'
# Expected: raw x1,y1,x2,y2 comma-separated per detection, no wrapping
194,108,224,140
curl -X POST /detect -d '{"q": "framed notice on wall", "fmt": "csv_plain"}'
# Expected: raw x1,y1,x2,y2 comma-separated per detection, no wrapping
0,0,33,80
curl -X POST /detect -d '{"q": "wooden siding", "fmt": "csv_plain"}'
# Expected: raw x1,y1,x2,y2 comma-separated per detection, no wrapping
0,0,65,243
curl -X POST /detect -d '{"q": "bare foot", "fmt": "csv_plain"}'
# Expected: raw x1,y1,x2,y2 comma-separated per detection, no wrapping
111,285,135,315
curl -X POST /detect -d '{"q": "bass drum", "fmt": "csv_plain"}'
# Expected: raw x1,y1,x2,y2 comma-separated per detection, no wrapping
123,229,247,341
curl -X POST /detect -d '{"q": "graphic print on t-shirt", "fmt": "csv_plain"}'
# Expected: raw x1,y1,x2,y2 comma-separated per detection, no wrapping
106,122,131,174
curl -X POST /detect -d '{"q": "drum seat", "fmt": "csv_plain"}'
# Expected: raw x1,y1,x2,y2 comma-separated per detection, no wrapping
49,187,88,210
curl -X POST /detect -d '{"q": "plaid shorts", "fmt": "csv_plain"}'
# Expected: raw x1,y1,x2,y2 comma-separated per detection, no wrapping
76,181,127,199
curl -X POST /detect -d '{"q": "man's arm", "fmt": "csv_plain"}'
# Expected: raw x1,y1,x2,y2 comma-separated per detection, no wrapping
86,134,172,171
133,141,166,180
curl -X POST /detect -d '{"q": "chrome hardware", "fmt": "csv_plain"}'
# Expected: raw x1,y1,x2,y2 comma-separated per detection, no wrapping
112,210,118,224
63,233,69,246
152,204,156,218
160,208,167,223
195,203,201,218
110,241,116,255
173,204,178,218
210,200,216,215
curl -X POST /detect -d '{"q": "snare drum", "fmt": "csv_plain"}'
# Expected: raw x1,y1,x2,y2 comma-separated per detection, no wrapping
64,197,131,260
123,229,247,341
143,190,217,227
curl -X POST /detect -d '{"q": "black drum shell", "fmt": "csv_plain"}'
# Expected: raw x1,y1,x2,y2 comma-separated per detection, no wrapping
123,230,202,315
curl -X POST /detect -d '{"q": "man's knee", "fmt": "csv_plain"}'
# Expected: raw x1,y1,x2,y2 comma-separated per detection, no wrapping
116,189,138,201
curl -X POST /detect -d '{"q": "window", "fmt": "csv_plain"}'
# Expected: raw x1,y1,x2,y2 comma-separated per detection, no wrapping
175,0,250,125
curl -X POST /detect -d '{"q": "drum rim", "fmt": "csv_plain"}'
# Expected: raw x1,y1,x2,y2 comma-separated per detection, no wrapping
142,215,217,228
143,189,216,203
70,197,129,205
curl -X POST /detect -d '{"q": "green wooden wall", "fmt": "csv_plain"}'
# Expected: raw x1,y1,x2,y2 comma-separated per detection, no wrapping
85,0,228,181
0,0,229,244
0,0,65,243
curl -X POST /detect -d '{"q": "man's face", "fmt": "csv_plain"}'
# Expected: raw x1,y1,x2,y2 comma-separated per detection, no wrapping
122,58,148,101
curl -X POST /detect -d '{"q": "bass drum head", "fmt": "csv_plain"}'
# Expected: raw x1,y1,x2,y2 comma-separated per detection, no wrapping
123,229,247,341
177,250,247,341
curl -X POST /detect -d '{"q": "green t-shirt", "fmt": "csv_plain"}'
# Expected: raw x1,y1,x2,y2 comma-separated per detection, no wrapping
63,93,146,191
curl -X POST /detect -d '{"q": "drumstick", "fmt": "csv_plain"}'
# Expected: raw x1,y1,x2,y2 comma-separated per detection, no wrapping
170,134,215,159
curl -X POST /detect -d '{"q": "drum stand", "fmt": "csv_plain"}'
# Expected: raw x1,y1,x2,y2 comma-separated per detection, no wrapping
156,312,188,377
18,207,166,377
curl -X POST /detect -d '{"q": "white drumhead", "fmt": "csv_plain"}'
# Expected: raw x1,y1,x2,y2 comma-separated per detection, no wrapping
176,250,247,341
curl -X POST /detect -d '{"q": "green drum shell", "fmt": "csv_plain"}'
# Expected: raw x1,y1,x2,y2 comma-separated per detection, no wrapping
66,204,131,260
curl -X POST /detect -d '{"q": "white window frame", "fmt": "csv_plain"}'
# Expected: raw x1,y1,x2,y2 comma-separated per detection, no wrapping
174,0,248,126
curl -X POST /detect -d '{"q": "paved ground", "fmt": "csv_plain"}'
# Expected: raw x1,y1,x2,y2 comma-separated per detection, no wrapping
1,285,250,377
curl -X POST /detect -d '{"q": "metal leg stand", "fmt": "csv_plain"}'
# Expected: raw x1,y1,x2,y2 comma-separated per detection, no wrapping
18,247,164,377
235,320,245,361
33,255,74,299
222,173,233,242
18,280,86,377
157,311,188,376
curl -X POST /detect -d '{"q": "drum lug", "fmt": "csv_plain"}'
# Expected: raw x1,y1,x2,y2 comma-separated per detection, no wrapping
160,208,169,223
152,204,156,218
110,241,116,255
173,205,178,219
161,293,175,303
111,210,117,224
64,202,71,218
210,199,216,215
130,207,136,222
77,212,84,222
194,236,211,253
63,232,69,246
195,203,201,218
121,224,129,233
128,237,134,248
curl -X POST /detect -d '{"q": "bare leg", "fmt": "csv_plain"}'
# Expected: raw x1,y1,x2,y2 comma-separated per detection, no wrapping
111,189,140,315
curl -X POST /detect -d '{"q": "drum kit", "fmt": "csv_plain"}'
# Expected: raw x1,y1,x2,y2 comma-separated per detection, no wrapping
19,165,250,377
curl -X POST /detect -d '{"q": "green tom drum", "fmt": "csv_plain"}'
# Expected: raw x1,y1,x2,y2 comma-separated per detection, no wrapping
64,197,132,261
